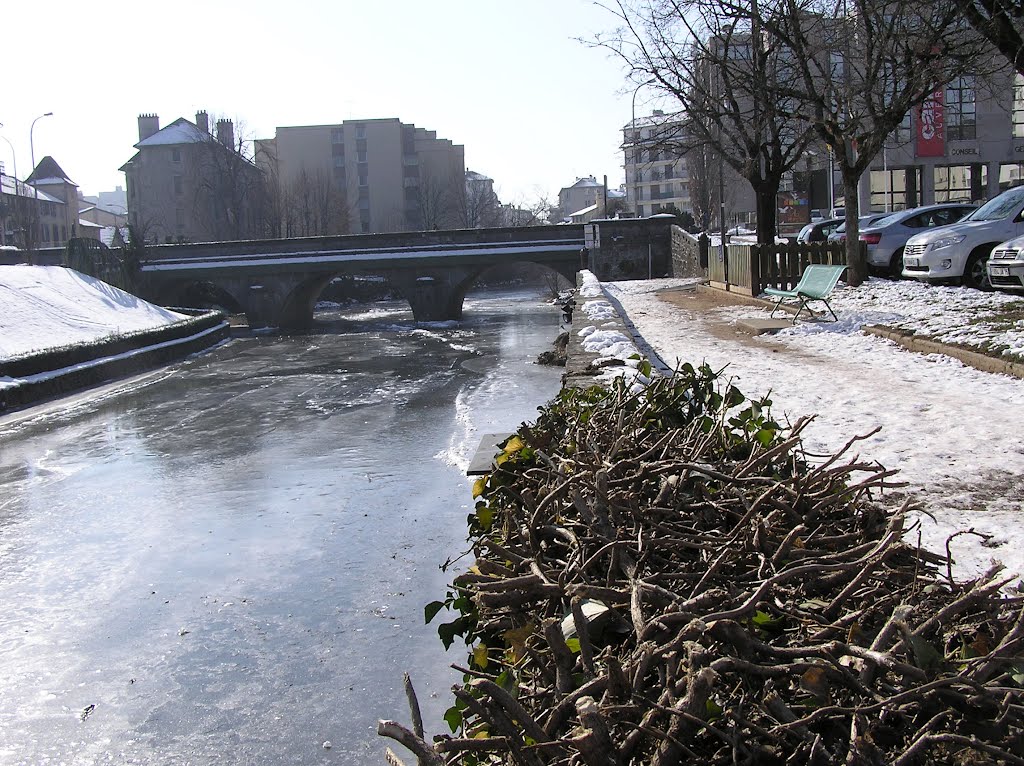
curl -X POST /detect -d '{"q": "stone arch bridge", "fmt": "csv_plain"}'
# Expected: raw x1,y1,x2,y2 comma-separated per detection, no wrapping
139,219,678,329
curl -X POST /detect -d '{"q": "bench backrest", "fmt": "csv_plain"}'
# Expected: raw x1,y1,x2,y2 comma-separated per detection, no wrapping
795,264,847,298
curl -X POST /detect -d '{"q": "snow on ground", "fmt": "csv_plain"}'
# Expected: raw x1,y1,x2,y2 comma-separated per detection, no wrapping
0,265,186,360
587,273,1024,583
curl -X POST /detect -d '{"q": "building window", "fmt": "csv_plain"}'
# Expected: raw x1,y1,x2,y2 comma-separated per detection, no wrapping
357,150,368,163
332,142,345,157
945,77,976,141
355,123,366,139
999,162,1024,191
934,164,985,202
331,127,344,144
176,207,185,227
358,167,368,186
171,148,181,163
333,156,345,168
174,175,183,195
1014,74,1024,139
60,225,66,241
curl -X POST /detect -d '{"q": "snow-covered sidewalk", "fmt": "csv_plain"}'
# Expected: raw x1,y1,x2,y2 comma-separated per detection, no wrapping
581,273,1024,582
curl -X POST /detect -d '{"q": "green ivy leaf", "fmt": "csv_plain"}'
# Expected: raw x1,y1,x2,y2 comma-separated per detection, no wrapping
565,637,581,654
444,705,463,733
424,600,446,624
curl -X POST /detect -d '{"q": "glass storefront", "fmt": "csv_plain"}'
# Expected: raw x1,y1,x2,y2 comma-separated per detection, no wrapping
870,167,922,211
934,164,986,202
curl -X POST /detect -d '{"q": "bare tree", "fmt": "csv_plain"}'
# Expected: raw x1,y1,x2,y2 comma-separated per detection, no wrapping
761,0,991,282
498,192,556,227
462,174,503,228
414,165,464,230
287,167,351,237
189,115,266,241
596,0,819,244
960,0,1024,74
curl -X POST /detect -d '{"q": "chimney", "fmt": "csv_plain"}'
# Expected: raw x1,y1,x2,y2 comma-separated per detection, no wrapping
216,119,234,149
138,113,160,142
196,110,209,134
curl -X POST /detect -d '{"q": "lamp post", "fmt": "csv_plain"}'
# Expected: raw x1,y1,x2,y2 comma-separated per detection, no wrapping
29,112,53,257
628,79,654,217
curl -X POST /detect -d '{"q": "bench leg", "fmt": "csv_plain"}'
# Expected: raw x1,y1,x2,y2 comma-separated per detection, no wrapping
769,298,786,318
822,299,838,322
792,297,808,323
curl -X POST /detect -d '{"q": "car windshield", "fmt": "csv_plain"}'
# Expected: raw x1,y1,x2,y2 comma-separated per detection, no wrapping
963,187,1024,221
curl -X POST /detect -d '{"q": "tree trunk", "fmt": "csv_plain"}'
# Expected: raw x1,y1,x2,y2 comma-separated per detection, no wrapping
755,183,778,245
841,172,867,286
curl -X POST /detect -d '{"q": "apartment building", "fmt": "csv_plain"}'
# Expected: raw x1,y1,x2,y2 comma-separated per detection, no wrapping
623,110,755,227
864,67,1024,211
255,118,465,234
1,156,102,249
120,111,264,244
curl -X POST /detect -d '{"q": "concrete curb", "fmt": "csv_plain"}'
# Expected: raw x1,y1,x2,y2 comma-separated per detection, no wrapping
864,325,1024,380
697,282,1024,380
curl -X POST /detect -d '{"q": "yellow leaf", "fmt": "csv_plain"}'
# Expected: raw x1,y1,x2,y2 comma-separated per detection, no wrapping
471,476,487,498
473,644,489,669
473,729,490,739
503,623,535,663
503,436,525,454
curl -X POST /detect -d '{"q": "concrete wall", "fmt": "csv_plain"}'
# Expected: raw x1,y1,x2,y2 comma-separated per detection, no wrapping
585,218,674,281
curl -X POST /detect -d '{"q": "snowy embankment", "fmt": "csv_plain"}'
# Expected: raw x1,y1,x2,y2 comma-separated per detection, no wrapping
0,265,187,359
576,271,1024,583
0,265,226,410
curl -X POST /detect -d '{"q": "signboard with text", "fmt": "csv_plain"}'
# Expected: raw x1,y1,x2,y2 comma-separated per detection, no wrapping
915,88,945,157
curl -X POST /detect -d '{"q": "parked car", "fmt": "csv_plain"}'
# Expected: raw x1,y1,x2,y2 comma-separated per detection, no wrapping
859,203,976,278
796,218,842,243
987,233,1024,291
827,214,891,244
903,185,1024,289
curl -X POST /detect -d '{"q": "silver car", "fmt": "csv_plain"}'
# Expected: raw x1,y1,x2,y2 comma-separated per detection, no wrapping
860,203,976,278
827,214,891,244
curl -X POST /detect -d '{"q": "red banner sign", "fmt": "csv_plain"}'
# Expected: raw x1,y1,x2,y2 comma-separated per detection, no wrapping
915,88,945,158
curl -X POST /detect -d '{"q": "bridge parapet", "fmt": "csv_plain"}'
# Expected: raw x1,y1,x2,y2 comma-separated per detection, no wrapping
136,218,680,328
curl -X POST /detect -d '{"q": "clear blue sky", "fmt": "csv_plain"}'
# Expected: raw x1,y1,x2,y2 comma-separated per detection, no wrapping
2,0,655,204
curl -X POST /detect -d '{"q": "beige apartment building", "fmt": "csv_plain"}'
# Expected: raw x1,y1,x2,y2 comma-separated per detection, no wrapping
255,118,465,235
121,112,265,244
623,110,756,228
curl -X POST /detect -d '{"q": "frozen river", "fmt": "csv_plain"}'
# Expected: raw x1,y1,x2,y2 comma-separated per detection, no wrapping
0,289,565,765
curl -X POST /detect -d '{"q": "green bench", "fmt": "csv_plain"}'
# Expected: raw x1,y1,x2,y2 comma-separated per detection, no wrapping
763,264,847,323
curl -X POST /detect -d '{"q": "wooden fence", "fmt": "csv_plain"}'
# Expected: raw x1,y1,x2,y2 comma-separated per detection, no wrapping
710,241,856,296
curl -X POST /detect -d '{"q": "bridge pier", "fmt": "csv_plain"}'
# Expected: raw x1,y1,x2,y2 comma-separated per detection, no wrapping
385,268,479,323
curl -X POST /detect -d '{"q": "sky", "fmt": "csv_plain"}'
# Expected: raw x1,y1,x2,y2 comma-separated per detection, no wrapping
1,0,655,204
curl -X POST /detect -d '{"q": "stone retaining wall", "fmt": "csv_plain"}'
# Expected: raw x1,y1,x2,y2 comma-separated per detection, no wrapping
1,311,229,413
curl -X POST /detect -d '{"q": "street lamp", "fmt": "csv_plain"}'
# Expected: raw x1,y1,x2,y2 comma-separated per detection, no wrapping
29,112,53,255
628,79,654,216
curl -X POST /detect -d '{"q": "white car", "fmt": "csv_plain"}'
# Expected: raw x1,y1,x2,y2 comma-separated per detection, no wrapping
903,185,1024,289
988,233,1024,291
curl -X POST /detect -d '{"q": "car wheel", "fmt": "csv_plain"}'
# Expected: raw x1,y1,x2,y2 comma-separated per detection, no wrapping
889,248,904,279
962,249,993,291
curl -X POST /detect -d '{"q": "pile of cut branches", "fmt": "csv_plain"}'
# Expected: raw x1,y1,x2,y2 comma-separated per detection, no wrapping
380,365,1024,765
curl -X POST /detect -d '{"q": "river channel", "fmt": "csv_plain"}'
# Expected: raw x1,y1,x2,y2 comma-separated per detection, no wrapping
0,288,565,765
